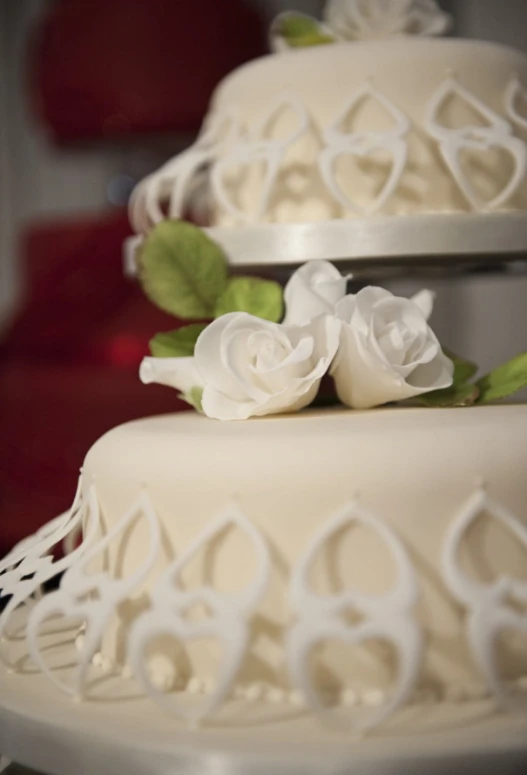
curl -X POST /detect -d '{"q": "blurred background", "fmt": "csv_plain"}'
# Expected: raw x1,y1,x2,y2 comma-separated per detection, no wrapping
0,0,526,556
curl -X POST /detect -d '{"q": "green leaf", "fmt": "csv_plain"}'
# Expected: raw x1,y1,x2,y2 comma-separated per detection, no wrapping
214,277,284,322
149,324,207,358
278,13,335,47
476,352,527,404
443,348,478,386
139,221,228,319
183,386,204,413
419,382,480,408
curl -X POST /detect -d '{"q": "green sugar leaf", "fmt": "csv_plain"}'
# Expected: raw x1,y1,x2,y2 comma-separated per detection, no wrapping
139,221,228,319
476,352,527,403
443,348,478,386
418,382,480,408
184,386,204,413
149,324,207,358
278,13,335,48
214,277,284,322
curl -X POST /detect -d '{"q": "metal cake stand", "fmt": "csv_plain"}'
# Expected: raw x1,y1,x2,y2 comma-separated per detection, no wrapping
124,212,527,279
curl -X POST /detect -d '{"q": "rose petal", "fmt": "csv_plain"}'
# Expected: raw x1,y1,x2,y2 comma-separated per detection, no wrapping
283,260,348,325
139,357,203,395
411,289,435,321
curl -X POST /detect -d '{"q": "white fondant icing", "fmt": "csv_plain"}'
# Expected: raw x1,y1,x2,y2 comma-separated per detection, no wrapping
319,83,410,214
0,476,96,668
441,486,527,708
129,109,244,233
424,76,526,211
287,499,422,732
128,503,271,726
505,76,527,132
27,489,160,700
211,94,310,225
131,38,527,226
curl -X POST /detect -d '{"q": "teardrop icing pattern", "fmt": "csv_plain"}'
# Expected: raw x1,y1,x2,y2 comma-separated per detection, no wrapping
128,503,271,726
211,95,311,225
319,83,410,216
286,499,422,732
0,476,99,667
425,76,526,210
27,489,161,700
505,76,527,133
442,486,527,707
129,109,244,233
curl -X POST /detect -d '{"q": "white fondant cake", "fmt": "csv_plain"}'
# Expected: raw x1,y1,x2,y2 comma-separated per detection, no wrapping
2,4,527,761
130,39,527,232
75,404,527,721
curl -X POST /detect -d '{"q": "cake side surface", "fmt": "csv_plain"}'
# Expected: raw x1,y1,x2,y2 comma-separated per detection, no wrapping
82,405,527,703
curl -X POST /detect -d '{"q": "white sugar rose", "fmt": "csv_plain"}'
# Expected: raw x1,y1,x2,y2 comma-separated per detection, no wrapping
331,287,453,409
140,357,204,396
195,312,340,421
325,0,450,41
283,260,349,325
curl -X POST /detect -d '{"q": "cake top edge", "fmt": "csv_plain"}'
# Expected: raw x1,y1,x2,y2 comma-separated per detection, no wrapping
86,402,527,449
212,37,527,106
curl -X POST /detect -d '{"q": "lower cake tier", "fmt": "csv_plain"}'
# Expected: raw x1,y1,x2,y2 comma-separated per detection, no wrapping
81,405,527,713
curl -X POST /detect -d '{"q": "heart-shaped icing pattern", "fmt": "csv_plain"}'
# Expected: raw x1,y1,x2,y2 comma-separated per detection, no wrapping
129,109,244,232
440,133,526,211
253,94,310,149
425,76,511,142
27,489,160,700
442,486,527,706
505,76,527,133
287,499,422,732
288,613,422,733
129,607,248,727
128,503,271,726
0,476,98,668
319,85,410,215
319,136,408,215
424,75,526,211
211,95,310,225
211,142,284,225
324,83,411,147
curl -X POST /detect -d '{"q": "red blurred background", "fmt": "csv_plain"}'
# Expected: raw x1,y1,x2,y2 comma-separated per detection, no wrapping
0,0,267,556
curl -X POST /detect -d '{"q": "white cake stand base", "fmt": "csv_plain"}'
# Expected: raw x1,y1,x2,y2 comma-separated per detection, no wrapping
1,648,527,775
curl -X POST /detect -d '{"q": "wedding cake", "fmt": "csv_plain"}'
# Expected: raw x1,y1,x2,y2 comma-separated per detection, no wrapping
1,1,527,768
130,0,527,233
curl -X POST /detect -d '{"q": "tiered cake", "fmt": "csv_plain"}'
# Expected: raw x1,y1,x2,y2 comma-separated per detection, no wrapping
1,0,527,764
130,2,527,233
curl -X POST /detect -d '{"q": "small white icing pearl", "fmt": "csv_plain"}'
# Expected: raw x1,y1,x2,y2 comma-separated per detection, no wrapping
75,634,85,652
202,678,215,695
92,652,104,668
363,689,385,707
99,656,114,674
187,677,204,695
267,687,286,704
289,690,306,707
245,683,264,702
341,688,358,707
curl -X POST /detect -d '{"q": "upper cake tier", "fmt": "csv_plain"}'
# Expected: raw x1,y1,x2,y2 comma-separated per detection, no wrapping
130,38,527,233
